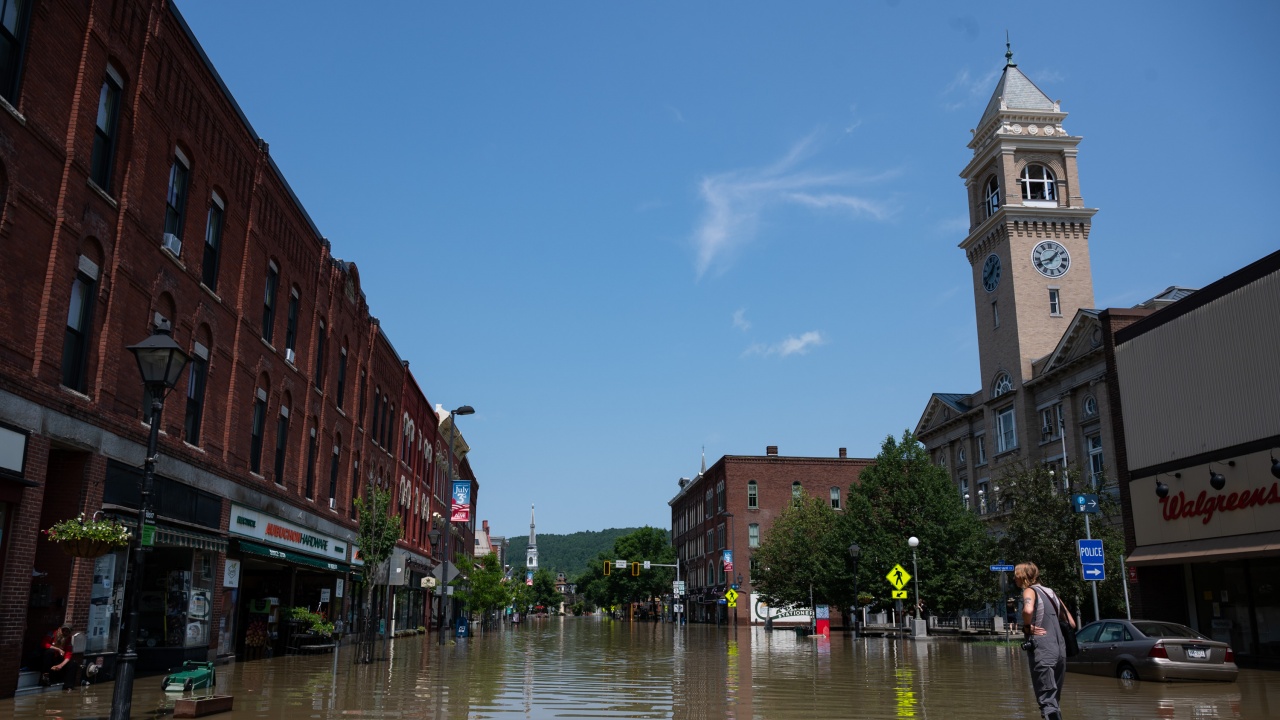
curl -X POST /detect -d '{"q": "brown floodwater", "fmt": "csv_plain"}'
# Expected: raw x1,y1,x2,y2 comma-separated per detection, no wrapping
5,617,1277,719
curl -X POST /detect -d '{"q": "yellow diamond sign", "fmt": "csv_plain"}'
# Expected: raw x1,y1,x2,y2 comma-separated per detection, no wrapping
886,564,911,590
892,590,908,599
724,588,738,604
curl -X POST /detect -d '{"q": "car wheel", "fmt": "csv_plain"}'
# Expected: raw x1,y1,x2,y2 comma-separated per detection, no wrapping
1117,663,1139,681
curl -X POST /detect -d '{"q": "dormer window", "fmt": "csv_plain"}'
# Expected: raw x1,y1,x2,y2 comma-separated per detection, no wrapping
1020,164,1056,203
983,176,1000,218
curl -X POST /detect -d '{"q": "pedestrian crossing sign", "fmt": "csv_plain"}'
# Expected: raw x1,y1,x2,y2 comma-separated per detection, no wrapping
886,564,911,590
724,588,738,604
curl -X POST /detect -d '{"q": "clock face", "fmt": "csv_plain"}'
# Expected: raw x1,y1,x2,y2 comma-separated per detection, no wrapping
982,253,1001,292
1032,241,1071,278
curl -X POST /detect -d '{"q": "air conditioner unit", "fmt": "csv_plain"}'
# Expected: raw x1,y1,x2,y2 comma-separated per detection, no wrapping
162,232,182,256
285,348,296,364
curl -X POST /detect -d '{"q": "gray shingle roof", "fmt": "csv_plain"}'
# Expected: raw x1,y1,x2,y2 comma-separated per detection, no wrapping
979,65,1055,127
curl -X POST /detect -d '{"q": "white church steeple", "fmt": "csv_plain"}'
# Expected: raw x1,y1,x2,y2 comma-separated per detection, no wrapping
526,504,538,571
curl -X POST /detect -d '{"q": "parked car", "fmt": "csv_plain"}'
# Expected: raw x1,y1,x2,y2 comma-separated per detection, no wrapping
1068,619,1238,682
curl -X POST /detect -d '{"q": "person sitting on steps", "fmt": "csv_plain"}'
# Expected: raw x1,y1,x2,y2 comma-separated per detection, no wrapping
37,625,83,691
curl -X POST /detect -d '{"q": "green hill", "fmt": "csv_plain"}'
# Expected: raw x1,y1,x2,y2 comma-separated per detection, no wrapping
505,527,668,578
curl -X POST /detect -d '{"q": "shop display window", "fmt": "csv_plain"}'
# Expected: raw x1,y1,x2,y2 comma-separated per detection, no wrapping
85,550,127,653
137,548,215,649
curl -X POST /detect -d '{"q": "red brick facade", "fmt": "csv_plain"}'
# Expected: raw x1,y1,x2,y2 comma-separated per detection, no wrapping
0,0,475,696
670,447,871,623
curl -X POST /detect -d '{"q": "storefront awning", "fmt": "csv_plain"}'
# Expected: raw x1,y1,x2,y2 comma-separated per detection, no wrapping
1127,530,1280,566
155,526,227,553
238,540,350,573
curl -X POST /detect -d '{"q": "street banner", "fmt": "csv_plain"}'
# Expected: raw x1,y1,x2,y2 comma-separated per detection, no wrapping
722,549,734,573
526,571,533,586
451,480,471,522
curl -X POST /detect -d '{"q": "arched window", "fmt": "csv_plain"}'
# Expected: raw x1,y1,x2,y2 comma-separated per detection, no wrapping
371,388,382,445
983,175,1000,217
992,372,1013,397
791,481,802,500
1020,164,1056,202
1083,395,1098,417
747,481,758,509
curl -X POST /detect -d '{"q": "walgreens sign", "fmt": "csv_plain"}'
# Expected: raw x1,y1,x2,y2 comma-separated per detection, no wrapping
1160,483,1280,525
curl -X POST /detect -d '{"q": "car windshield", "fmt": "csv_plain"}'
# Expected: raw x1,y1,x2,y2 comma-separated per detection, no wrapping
1133,621,1207,640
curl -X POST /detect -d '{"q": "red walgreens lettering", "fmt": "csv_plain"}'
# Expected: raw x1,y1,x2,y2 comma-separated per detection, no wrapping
1160,483,1280,525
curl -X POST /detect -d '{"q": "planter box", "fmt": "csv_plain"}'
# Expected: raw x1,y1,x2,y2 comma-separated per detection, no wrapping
174,695,234,718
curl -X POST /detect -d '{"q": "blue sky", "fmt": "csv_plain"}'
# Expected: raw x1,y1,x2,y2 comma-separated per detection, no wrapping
176,1,1279,536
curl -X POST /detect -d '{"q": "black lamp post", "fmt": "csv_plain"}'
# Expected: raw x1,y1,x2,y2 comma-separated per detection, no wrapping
428,525,442,637
847,542,861,637
439,405,473,645
112,324,190,720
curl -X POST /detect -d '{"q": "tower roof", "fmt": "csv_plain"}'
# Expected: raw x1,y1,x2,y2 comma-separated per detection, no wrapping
978,64,1056,129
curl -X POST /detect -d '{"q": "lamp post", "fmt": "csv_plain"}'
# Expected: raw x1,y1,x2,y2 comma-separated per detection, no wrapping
847,542,861,637
908,536,921,621
440,405,473,645
112,325,190,720
428,525,442,638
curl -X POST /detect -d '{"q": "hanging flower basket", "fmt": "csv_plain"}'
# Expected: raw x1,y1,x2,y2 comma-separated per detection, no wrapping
59,537,119,558
44,513,131,558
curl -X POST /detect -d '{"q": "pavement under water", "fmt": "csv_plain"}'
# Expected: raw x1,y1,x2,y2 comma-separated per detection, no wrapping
4,617,1277,719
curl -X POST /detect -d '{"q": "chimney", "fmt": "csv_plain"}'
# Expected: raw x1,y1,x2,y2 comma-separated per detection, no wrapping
839,448,847,459
766,446,778,456
483,520,490,534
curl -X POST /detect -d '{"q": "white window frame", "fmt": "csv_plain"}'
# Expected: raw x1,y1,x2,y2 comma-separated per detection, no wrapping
996,406,1017,453
747,480,758,509
1049,287,1061,316
748,523,759,548
976,435,987,466
984,175,1000,217
1020,163,1057,204
830,486,841,510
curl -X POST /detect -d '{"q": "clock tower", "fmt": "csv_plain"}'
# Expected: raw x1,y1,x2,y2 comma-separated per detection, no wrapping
961,47,1097,402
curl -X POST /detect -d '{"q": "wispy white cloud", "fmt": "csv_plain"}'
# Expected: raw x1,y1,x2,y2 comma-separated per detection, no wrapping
666,104,685,123
692,135,895,277
732,309,751,332
743,330,825,358
941,67,1000,112
844,104,862,134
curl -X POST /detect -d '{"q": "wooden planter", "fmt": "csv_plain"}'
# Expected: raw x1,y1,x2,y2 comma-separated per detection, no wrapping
174,695,234,718
57,538,123,558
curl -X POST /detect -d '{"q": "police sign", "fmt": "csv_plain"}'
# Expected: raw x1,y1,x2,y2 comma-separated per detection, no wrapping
1077,539,1105,581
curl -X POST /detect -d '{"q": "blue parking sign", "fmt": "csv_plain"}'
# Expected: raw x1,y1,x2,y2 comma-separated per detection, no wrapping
1077,539,1105,581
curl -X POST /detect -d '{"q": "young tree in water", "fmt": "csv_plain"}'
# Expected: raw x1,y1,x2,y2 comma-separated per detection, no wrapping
456,552,512,629
752,494,850,614
841,431,993,615
997,463,1128,621
353,486,402,662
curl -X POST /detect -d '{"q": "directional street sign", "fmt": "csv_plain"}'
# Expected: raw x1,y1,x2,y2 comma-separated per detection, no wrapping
886,564,911,590
1077,539,1105,581
614,559,627,569
892,590,908,599
1072,494,1101,514
644,560,651,570
990,564,1016,572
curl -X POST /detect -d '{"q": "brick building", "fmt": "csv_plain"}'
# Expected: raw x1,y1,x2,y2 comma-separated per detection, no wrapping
669,446,871,624
0,0,476,697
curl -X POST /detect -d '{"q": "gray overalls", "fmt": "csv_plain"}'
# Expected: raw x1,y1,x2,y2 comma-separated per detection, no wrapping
1027,585,1066,720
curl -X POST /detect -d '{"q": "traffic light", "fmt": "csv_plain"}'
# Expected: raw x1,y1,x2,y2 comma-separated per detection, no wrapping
603,561,611,576
632,562,640,576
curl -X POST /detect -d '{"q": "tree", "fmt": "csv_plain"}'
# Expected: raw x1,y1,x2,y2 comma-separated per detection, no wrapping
751,495,851,619
530,568,561,613
353,486,402,662
575,527,676,612
997,463,1128,622
455,552,512,628
841,431,994,616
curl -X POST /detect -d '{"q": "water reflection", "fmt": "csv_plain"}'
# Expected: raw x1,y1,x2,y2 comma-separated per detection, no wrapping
3,618,1274,719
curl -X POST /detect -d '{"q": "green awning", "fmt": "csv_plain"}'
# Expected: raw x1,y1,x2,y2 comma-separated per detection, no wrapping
237,540,349,573
156,526,227,553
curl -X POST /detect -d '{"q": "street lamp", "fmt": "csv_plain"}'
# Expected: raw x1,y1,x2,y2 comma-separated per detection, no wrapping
908,536,921,621
112,324,190,720
847,542,861,636
428,525,442,635
440,405,474,645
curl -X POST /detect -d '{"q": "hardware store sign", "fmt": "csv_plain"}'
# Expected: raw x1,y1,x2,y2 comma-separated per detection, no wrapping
229,504,347,563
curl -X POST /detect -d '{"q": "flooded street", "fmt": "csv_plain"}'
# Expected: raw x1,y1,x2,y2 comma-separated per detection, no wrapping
6,617,1277,719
